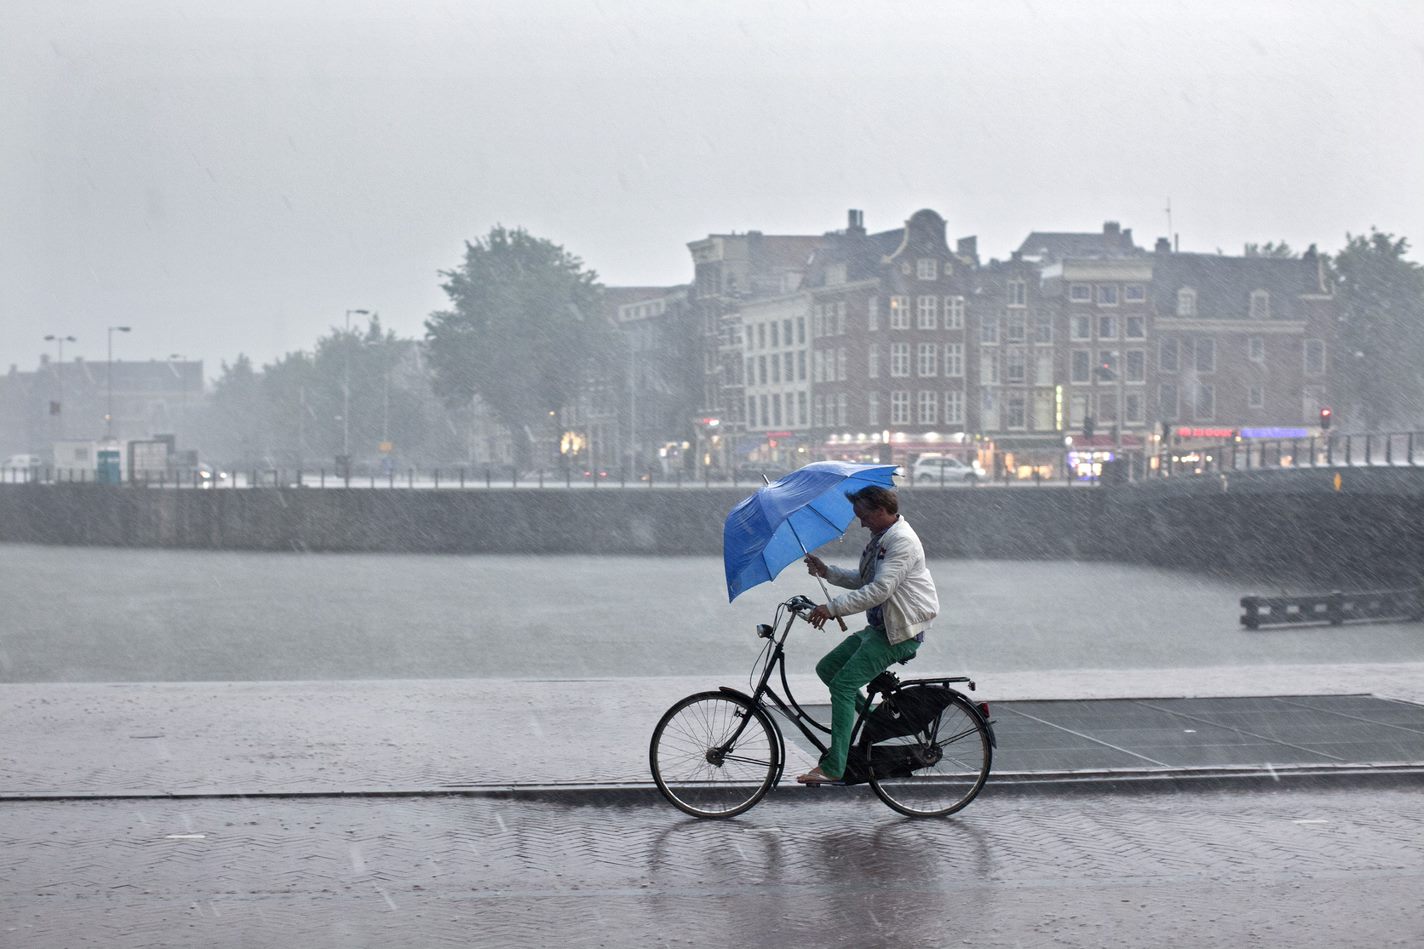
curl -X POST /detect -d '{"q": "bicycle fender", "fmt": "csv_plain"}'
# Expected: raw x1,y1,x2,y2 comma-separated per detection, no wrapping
718,687,788,784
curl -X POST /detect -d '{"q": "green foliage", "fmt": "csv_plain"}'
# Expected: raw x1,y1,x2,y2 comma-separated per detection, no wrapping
425,226,611,466
1243,241,1297,258
1331,230,1424,428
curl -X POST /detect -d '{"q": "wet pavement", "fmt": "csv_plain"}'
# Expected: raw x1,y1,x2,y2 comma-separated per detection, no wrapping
2,787,1421,947
4,668,1424,799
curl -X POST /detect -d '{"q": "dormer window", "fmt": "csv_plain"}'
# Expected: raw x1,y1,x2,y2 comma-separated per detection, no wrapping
1250,289,1270,319
1008,280,1027,307
916,258,938,280
1176,288,1197,317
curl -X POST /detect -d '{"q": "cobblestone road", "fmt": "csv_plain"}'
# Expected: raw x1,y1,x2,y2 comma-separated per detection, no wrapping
2,785,1420,948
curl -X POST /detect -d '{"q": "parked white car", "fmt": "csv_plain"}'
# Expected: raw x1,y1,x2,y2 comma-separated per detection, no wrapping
910,454,985,485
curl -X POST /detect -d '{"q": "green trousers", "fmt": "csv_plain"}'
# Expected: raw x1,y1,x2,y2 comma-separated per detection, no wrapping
815,625,920,779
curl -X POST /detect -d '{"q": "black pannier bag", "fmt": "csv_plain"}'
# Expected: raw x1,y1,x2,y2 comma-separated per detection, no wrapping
861,685,957,745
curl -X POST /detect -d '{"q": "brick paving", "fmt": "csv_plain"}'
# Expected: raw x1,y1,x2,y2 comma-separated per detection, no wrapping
1,787,1421,947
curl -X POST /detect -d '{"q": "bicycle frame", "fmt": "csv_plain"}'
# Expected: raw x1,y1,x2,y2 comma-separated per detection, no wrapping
711,598,994,786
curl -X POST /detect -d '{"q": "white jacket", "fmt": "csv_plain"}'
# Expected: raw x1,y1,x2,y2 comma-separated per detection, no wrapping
824,516,939,645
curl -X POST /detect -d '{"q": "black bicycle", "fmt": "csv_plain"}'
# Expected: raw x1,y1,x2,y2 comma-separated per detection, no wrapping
649,594,995,819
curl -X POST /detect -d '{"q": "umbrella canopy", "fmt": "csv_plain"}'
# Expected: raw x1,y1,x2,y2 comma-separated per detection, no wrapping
723,460,898,602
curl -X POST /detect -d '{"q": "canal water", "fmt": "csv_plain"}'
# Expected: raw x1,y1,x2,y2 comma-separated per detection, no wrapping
2,543,1418,683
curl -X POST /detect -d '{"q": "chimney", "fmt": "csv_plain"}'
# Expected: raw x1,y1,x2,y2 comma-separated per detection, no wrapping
1121,227,1133,250
847,209,865,236
1103,221,1121,247
957,236,978,262
1154,237,1172,255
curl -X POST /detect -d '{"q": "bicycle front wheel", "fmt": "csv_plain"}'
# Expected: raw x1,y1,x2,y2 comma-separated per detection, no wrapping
867,694,992,818
650,691,780,819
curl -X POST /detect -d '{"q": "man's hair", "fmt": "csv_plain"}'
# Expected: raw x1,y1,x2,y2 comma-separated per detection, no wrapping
846,485,898,515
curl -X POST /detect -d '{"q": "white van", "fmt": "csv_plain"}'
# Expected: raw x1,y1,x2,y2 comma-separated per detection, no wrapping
910,454,985,485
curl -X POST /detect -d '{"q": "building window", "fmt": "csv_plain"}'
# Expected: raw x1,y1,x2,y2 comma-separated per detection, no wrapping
813,395,824,427
1249,385,1265,408
797,391,807,425
1034,312,1053,344
837,393,848,425
1250,289,1270,320
944,296,965,330
1248,336,1264,362
771,355,781,383
1008,280,1027,307
837,348,847,382
759,395,769,427
917,295,938,329
1177,288,1197,317
1124,284,1146,303
1097,285,1119,306
747,397,757,427
757,355,768,385
1071,349,1091,384
1125,315,1145,339
1006,311,1027,342
945,390,965,425
944,343,964,378
1070,283,1092,303
1304,339,1326,375
980,350,1000,384
891,391,910,424
867,297,878,332
811,308,823,339
772,395,782,427
770,322,779,348
918,391,938,424
757,324,767,349
890,343,910,377
917,258,938,280
1005,348,1026,384
1158,383,1178,421
917,343,938,377
980,314,999,344
867,391,879,426
1035,349,1054,386
783,352,793,381
745,357,754,387
838,303,848,336
797,317,806,344
890,296,910,329
1124,392,1144,424
1195,384,1215,420
1096,350,1119,384
868,344,879,379
798,351,806,381
1006,392,1027,429
1033,389,1054,430
1126,349,1145,383
1097,315,1117,339
1160,337,1179,372
1196,338,1215,373
980,388,999,430
1097,391,1118,423
1070,314,1091,340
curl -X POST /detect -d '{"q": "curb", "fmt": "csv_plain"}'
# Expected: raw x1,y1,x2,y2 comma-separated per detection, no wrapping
5,764,1422,805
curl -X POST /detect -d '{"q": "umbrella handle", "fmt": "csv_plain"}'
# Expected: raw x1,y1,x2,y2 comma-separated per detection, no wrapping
813,574,850,632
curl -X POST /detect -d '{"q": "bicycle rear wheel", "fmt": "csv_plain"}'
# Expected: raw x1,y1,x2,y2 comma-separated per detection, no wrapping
866,693,992,818
650,691,780,819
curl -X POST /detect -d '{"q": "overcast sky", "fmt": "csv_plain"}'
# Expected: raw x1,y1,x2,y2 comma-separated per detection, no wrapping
4,0,1422,379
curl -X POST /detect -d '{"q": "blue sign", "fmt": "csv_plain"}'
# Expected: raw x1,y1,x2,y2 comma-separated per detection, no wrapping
1240,427,1310,439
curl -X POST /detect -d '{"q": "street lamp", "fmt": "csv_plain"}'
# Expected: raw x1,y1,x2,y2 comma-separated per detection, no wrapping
43,333,76,439
342,309,370,462
106,326,131,439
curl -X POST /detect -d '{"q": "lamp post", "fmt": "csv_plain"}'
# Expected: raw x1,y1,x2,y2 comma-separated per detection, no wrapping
342,309,370,462
106,325,131,439
43,333,76,439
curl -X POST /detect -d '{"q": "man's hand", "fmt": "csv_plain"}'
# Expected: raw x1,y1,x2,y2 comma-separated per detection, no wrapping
807,604,834,629
804,555,828,578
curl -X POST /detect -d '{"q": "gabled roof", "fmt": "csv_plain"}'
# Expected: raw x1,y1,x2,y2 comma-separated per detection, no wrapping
1150,252,1329,320
1017,227,1145,262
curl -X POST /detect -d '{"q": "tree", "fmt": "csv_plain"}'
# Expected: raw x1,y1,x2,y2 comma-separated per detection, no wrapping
1243,241,1297,258
1331,230,1424,429
425,226,611,468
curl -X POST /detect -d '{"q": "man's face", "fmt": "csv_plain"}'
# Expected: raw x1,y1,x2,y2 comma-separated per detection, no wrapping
853,502,895,532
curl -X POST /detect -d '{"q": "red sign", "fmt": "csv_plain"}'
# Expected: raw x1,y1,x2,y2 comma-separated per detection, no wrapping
1176,427,1235,439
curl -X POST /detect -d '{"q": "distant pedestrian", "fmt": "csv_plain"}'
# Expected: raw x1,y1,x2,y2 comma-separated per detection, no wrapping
798,485,938,784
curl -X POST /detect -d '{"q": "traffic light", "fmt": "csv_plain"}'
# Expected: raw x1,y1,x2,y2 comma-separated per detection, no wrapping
1159,420,1171,443
1082,416,1096,440
1319,406,1332,430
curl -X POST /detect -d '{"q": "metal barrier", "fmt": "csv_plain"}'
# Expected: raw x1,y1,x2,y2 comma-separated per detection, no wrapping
1240,587,1423,629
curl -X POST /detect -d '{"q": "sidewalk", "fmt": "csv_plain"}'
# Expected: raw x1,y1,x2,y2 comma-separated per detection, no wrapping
4,663,1424,799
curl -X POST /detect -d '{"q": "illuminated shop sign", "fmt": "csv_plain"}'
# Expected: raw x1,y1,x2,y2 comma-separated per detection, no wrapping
1239,427,1310,439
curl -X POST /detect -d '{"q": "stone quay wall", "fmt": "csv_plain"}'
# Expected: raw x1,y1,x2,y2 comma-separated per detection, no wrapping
2,467,1422,585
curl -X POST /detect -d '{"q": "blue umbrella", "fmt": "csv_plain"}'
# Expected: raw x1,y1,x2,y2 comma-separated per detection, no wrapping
723,460,898,605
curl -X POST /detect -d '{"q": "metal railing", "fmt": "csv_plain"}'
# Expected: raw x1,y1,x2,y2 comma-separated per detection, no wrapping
1157,430,1424,478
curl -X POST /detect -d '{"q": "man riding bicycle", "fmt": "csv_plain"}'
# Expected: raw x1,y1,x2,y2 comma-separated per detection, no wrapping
798,484,939,785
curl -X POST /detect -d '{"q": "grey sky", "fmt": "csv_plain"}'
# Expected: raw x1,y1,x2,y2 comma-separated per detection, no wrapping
4,0,1422,379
